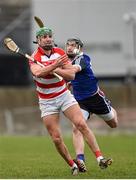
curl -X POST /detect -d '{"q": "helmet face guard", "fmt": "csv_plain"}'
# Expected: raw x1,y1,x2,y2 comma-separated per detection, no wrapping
66,38,83,57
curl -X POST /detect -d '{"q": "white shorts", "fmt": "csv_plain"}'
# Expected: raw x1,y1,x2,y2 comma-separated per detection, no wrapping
39,90,78,118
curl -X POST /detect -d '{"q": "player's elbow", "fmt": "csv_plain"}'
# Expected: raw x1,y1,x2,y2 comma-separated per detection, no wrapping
34,70,45,78
34,71,41,78
70,74,75,80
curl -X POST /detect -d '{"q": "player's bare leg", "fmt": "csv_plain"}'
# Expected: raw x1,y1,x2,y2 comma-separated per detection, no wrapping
64,104,100,154
64,104,113,170
73,125,85,155
104,108,118,128
43,114,78,175
72,125,87,172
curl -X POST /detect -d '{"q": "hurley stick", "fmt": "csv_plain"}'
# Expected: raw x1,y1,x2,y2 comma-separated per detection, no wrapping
4,37,62,80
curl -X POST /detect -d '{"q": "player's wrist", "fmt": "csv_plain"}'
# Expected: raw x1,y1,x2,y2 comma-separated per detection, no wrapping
53,68,59,73
51,62,58,70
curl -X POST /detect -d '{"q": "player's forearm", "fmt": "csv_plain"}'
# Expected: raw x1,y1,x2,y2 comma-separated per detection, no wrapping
73,64,81,73
31,63,57,78
53,68,75,80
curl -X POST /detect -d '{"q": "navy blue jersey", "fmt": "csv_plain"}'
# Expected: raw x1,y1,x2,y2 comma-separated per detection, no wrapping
71,54,98,100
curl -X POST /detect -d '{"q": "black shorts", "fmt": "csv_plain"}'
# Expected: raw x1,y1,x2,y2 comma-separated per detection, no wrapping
78,90,111,117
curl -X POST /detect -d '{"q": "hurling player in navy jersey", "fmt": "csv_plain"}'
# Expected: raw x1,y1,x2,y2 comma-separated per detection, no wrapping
66,38,118,172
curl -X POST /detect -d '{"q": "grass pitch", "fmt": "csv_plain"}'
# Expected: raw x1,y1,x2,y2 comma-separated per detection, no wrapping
0,134,136,179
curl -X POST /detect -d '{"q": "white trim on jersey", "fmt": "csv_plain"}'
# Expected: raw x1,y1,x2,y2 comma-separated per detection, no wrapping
36,84,66,95
41,53,60,62
33,76,60,84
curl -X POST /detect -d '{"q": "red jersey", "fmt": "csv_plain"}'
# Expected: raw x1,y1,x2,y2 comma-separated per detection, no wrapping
29,47,69,99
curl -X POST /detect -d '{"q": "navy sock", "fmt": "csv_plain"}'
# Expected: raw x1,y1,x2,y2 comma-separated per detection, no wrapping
77,154,85,162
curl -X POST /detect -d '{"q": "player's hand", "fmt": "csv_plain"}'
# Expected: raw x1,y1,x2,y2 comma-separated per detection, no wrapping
54,54,69,67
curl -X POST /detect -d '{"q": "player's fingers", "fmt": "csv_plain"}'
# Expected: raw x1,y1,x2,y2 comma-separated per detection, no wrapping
57,54,67,61
58,55,68,63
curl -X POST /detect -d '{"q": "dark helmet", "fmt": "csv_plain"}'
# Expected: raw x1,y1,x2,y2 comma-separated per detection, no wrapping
66,38,84,48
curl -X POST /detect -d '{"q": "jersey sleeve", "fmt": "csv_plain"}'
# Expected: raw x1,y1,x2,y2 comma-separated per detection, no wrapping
29,49,41,67
72,55,87,70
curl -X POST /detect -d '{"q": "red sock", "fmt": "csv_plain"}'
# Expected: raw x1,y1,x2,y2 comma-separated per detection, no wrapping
95,150,102,158
68,159,74,167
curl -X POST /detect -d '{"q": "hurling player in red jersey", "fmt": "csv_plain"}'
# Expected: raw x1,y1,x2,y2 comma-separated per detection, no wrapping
29,27,112,175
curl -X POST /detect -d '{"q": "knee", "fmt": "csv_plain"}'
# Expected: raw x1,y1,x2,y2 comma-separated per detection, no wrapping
111,109,118,128
73,125,81,135
110,122,117,128
113,119,118,128
50,133,62,145
109,118,118,128
53,137,62,146
75,120,88,132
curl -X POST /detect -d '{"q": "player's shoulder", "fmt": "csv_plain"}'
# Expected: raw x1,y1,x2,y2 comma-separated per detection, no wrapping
32,49,38,58
31,48,41,61
83,53,91,60
82,53,92,63
53,47,65,55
